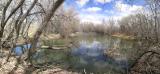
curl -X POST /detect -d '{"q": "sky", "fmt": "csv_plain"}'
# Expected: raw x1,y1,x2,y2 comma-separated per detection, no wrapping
64,0,145,24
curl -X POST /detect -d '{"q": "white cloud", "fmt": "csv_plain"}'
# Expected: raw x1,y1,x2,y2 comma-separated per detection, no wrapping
76,0,89,7
95,0,112,4
83,7,102,12
115,1,143,16
111,15,124,21
78,13,108,24
76,0,144,24
105,10,114,14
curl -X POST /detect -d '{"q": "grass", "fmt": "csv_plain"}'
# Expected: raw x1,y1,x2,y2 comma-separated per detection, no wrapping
112,33,135,40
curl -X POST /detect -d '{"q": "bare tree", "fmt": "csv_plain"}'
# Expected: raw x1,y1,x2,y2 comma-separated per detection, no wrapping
28,0,64,62
147,0,160,42
44,7,79,38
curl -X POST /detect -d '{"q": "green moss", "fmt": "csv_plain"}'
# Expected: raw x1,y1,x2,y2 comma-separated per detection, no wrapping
42,39,66,46
54,40,65,45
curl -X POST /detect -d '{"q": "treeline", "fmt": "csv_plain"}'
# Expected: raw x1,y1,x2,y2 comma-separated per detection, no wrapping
80,12,160,43
118,0,160,42
80,20,118,35
44,7,80,38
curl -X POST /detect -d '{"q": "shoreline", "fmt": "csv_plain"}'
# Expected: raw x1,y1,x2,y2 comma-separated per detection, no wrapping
112,33,135,40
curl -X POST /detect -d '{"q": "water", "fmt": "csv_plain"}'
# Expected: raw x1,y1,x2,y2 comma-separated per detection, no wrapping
15,34,139,74
13,44,31,56
69,40,129,73
72,41,105,57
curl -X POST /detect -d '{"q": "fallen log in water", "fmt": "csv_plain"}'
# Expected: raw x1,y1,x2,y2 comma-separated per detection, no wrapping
40,45,70,50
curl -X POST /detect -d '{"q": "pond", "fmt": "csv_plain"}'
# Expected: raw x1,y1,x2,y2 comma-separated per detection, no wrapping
15,34,140,74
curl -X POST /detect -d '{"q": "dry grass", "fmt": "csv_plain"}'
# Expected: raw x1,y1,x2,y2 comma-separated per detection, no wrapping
112,33,135,40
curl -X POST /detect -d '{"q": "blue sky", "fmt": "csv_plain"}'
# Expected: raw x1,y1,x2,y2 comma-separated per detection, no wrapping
64,0,145,24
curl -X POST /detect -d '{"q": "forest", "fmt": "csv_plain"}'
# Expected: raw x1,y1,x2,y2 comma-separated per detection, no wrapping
0,0,160,74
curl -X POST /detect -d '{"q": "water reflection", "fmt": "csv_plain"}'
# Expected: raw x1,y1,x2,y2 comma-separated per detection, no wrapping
70,40,128,73
72,41,105,57
33,35,137,74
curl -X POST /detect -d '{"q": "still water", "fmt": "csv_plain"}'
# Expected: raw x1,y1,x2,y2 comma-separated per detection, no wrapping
15,34,139,74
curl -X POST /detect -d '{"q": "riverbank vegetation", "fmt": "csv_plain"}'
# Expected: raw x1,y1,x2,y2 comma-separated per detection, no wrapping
0,0,160,74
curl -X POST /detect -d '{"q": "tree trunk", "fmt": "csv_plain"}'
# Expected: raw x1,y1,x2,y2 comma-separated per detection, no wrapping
28,0,64,62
